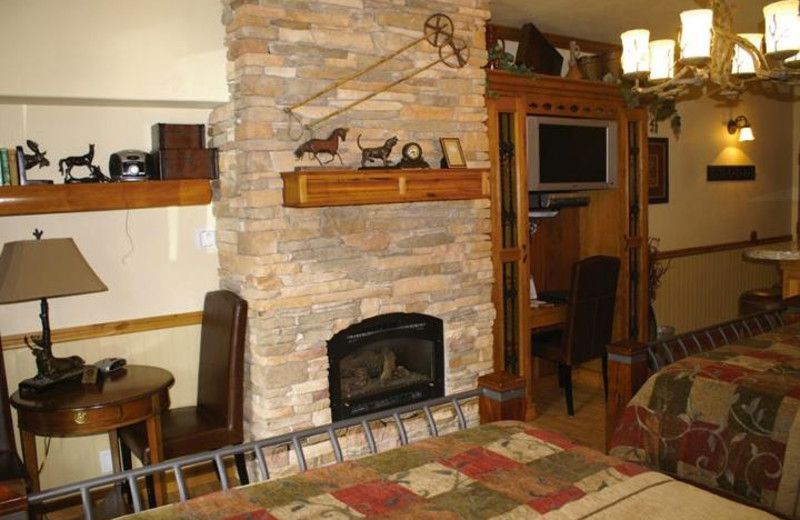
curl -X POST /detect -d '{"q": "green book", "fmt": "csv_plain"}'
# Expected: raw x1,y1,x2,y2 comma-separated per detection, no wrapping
0,149,9,186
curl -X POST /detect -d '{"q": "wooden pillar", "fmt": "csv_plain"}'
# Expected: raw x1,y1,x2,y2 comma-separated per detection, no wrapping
605,340,649,451
477,371,527,423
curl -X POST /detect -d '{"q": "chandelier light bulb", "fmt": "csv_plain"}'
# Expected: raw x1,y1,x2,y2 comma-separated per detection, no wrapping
679,9,714,65
732,33,764,76
621,29,651,78
649,40,676,81
763,0,800,60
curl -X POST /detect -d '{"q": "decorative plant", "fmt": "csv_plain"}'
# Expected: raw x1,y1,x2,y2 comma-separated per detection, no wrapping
648,237,670,303
603,74,682,138
487,44,536,78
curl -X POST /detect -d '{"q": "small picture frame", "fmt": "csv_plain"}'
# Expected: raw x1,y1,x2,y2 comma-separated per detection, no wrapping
439,137,467,168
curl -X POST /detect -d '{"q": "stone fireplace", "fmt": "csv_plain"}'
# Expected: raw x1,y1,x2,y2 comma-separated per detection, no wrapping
210,0,493,454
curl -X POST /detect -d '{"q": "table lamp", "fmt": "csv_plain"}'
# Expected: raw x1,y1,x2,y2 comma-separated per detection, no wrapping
0,229,107,391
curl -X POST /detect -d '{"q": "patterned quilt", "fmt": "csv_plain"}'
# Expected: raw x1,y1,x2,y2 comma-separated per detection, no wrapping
610,323,800,519
125,421,775,520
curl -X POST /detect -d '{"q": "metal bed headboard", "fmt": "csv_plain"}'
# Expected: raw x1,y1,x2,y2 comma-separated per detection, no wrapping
29,388,483,520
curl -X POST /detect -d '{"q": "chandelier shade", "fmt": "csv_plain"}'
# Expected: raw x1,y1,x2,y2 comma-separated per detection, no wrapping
620,0,800,100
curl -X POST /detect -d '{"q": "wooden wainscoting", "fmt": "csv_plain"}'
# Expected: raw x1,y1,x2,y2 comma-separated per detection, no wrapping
2,315,202,489
652,237,788,334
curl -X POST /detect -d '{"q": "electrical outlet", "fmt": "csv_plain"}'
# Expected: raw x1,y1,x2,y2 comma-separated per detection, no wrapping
99,449,113,474
196,228,217,250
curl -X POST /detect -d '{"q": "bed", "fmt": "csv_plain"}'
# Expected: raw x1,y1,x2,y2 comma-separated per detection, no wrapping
606,309,798,518
28,374,779,520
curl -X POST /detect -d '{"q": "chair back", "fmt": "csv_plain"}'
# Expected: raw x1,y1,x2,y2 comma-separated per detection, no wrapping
0,338,17,454
196,290,247,440
562,256,620,366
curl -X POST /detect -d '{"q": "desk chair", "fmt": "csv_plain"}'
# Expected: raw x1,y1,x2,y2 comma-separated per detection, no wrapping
531,256,620,416
119,290,248,504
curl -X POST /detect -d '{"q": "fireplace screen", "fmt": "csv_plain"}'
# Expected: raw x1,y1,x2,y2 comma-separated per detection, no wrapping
328,313,444,421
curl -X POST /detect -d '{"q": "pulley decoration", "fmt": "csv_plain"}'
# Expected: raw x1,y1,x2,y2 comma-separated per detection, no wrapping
285,13,470,137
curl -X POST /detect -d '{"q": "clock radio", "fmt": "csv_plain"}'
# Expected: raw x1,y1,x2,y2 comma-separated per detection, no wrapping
109,150,154,181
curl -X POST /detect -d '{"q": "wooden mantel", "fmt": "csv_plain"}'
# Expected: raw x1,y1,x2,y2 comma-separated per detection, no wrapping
281,168,490,208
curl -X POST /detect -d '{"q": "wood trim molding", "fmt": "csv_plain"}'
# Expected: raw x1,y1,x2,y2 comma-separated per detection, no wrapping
655,235,793,260
1,312,203,350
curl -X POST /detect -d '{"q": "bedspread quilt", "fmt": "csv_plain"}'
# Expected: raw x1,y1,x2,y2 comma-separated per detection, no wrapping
610,322,800,519
126,421,774,519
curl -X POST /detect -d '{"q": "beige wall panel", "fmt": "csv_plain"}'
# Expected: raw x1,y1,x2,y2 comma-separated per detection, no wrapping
3,325,200,488
652,248,782,334
0,0,226,102
649,92,794,250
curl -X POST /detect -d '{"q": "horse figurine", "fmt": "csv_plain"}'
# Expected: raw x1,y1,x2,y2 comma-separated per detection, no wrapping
294,128,349,166
23,140,50,170
59,144,95,183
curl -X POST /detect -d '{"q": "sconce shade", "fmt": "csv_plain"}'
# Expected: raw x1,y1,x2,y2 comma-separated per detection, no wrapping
763,0,800,59
0,238,107,304
679,9,714,65
738,125,755,141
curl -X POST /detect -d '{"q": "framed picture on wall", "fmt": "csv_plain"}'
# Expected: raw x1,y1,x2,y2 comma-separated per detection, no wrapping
648,137,669,204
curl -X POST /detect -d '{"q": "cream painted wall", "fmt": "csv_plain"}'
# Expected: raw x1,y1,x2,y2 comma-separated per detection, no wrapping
0,1,227,335
0,2,226,488
648,92,795,250
0,0,227,102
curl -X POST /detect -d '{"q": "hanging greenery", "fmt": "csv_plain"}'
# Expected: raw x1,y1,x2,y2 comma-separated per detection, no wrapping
603,73,682,138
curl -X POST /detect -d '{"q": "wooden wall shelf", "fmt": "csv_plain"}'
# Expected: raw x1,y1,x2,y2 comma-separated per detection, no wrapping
281,168,490,208
0,179,212,216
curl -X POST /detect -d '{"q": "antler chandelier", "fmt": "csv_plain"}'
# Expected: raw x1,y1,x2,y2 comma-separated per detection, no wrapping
620,0,800,99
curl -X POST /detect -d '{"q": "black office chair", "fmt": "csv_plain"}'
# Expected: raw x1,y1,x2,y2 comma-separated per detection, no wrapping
531,255,620,416
119,290,248,505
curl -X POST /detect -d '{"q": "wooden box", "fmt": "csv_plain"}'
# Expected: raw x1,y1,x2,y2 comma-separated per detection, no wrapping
156,149,218,180
152,123,206,151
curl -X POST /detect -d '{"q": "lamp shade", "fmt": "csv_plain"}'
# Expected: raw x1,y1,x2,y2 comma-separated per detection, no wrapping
621,29,651,78
679,9,713,65
0,238,107,304
649,39,676,81
732,33,764,76
763,0,800,59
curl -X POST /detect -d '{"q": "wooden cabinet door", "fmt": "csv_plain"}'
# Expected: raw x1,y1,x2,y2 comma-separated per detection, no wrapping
488,96,533,416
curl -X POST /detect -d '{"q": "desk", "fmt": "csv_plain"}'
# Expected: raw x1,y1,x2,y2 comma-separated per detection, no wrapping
530,304,567,330
743,242,800,298
10,365,173,505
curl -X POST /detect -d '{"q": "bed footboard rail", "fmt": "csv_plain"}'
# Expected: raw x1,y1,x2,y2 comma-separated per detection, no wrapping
28,372,525,520
605,309,785,450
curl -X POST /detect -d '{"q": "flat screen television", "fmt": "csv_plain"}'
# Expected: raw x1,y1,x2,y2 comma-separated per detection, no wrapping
527,116,618,192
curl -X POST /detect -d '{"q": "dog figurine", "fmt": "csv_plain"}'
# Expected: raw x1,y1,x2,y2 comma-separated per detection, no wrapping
357,134,398,168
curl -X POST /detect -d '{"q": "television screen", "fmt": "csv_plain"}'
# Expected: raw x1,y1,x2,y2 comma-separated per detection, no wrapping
539,124,607,183
527,116,618,192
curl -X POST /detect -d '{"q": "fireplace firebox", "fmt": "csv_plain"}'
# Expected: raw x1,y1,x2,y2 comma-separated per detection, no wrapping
327,313,444,421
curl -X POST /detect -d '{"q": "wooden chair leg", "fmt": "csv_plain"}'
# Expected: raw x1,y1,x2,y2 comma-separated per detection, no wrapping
602,354,608,400
145,475,156,509
234,453,249,485
563,365,575,416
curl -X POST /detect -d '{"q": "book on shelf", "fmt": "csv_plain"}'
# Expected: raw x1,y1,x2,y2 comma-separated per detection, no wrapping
15,146,27,186
7,148,19,186
0,149,9,186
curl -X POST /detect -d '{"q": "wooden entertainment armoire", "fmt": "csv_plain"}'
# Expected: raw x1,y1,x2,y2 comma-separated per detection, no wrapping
486,70,650,419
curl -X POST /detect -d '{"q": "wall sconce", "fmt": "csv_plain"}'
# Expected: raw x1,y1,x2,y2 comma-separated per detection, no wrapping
727,115,755,142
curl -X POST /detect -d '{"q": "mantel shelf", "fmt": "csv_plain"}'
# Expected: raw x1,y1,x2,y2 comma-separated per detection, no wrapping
281,168,490,208
0,179,212,216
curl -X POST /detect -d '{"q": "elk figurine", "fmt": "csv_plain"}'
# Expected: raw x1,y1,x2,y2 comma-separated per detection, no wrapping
59,144,98,183
23,140,50,170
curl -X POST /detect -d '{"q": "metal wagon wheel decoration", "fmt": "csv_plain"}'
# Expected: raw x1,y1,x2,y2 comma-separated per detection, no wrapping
285,12,468,140
423,13,455,48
